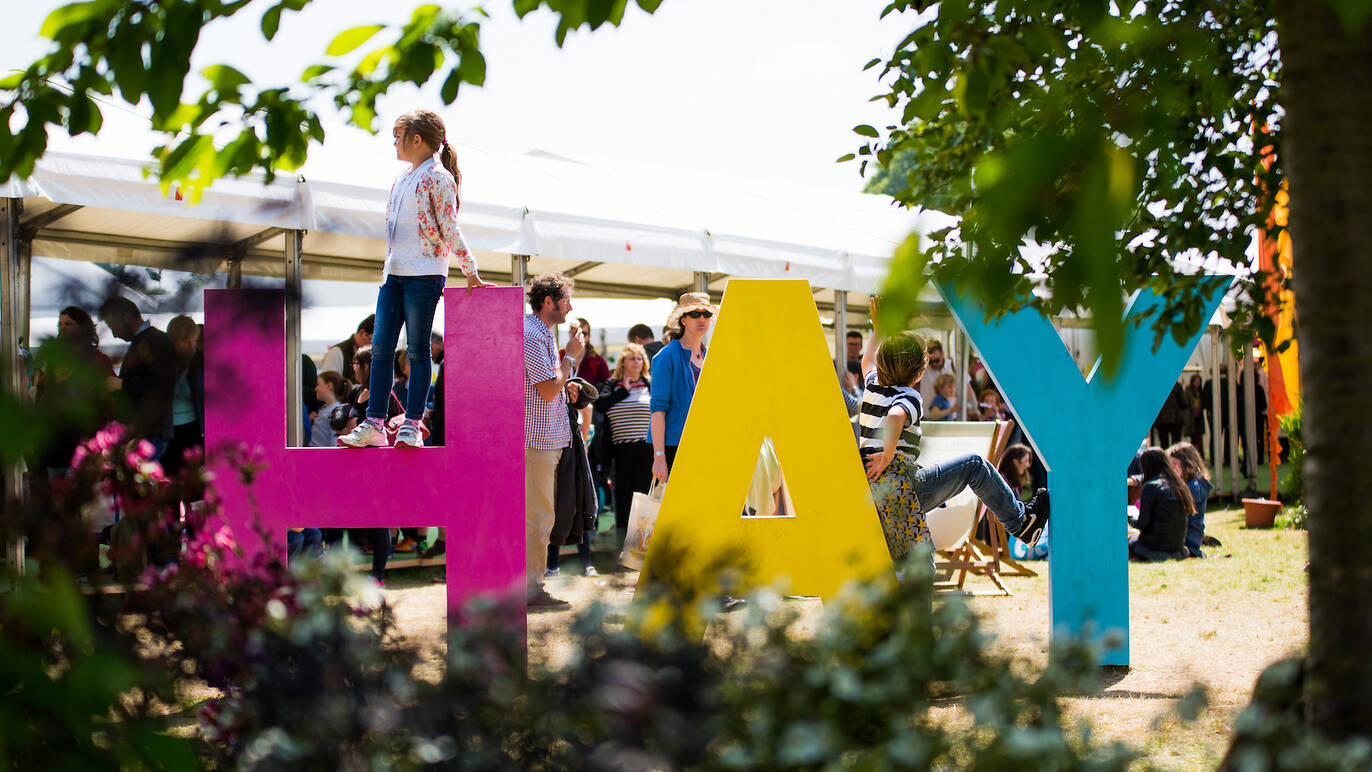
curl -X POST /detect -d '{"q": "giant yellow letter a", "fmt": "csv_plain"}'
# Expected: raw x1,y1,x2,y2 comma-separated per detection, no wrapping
638,280,891,600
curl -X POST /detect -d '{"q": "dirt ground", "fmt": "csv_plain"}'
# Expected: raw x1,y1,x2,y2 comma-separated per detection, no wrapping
380,505,1307,769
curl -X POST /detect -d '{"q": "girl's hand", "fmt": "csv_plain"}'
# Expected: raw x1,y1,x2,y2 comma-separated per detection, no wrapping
865,449,894,482
652,455,669,484
465,273,497,295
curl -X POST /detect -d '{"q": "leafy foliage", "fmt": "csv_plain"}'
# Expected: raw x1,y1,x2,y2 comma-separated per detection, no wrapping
1278,403,1303,506
0,0,658,200
856,1,1283,374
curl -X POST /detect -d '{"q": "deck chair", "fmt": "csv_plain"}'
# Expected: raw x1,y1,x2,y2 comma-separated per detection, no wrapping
971,420,1040,580
921,421,1011,595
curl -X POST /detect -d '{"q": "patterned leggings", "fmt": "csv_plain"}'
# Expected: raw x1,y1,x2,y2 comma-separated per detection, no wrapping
869,452,928,563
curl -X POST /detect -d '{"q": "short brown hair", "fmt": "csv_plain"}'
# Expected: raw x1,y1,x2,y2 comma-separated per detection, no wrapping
527,273,574,314
166,314,198,342
875,331,927,388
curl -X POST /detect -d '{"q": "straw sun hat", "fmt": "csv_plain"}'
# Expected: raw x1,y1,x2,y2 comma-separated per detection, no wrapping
665,291,719,334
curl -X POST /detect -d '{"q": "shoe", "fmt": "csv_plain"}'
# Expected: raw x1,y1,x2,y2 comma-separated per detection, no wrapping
527,589,570,610
720,595,747,613
431,573,446,583
394,537,420,553
1014,488,1050,548
394,422,422,448
544,567,560,578
582,565,599,578
421,540,446,559
338,420,388,448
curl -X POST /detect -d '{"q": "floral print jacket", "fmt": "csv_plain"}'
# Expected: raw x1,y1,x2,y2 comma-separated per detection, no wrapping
384,159,477,278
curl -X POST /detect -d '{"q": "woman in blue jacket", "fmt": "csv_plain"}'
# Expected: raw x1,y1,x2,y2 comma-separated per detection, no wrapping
650,292,717,483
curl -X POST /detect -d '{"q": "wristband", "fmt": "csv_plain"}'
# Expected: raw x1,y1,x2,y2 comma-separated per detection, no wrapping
653,451,665,457
562,355,576,367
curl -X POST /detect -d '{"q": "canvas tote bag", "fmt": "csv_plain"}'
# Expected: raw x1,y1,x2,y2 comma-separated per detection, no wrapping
619,480,665,570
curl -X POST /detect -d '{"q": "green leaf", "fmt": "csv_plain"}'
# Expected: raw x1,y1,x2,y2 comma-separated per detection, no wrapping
440,68,463,105
39,1,105,40
301,64,334,81
456,50,486,88
836,153,856,163
0,73,24,90
202,64,251,93
261,3,284,40
326,24,386,56
853,124,880,138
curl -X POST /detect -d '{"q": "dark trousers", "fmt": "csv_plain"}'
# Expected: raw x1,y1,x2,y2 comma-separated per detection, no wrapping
160,422,203,478
611,441,655,532
323,528,391,581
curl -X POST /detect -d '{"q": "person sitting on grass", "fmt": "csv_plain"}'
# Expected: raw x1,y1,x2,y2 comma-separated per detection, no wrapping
1127,447,1194,561
859,300,1049,567
1168,441,1214,558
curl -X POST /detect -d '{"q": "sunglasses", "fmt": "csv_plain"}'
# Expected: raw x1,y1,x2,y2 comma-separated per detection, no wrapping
683,310,713,319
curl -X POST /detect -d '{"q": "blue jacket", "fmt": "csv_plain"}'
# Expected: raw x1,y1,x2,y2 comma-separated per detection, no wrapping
648,339,702,446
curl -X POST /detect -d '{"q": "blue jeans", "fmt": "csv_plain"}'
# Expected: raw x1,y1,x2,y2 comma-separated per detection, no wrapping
368,274,445,421
911,453,1027,533
1184,513,1206,557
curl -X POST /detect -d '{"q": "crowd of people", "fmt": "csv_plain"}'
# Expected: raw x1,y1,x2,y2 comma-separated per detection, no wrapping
36,105,1246,600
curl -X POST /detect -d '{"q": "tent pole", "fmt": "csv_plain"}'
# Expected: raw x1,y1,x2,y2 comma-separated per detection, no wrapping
1226,347,1241,504
833,291,847,381
511,254,528,290
693,271,708,295
1,199,25,575
1210,327,1222,491
227,258,243,289
17,238,30,348
285,230,304,448
1242,341,1258,496
957,326,970,420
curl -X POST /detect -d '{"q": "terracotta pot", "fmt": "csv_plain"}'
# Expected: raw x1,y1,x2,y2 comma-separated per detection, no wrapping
1242,498,1281,528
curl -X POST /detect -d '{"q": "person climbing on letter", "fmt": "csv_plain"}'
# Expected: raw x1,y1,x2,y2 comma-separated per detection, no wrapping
859,298,1050,565
339,109,494,449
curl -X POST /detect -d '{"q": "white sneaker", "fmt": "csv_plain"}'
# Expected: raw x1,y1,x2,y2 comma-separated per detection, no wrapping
337,420,388,448
394,422,422,448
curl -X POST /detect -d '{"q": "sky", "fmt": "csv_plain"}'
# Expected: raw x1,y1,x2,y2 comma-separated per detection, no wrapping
2,0,924,193
3,0,927,350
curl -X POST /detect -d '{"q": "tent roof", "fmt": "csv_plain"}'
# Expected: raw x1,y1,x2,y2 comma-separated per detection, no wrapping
3,125,950,307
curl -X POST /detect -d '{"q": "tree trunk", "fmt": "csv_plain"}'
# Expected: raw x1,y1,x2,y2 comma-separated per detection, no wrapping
1277,1,1372,740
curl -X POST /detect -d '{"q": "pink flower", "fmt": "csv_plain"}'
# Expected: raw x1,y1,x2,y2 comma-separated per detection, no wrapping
212,528,236,551
70,446,88,468
137,439,155,459
126,452,142,468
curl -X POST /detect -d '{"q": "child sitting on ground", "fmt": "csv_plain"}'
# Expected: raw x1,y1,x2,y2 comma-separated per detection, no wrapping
859,302,1049,566
1127,446,1194,561
1167,441,1214,558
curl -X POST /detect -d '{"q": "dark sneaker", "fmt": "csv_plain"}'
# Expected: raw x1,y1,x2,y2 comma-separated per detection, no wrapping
527,589,570,610
421,539,446,559
1014,488,1050,548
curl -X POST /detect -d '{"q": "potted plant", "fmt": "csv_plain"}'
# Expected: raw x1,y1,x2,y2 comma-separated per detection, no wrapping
1242,497,1282,528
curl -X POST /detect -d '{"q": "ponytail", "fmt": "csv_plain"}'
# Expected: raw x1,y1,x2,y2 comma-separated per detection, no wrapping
440,141,461,211
395,109,462,210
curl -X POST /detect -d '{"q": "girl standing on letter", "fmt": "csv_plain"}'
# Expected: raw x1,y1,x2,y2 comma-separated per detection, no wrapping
340,110,493,449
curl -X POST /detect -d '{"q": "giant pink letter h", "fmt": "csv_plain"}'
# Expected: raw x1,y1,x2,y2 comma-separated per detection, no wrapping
203,287,526,624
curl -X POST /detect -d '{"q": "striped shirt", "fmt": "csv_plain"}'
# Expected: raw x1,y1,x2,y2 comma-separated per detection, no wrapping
606,381,652,444
524,314,571,450
858,369,923,458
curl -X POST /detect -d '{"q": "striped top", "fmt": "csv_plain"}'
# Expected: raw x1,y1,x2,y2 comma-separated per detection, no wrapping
858,369,923,458
605,380,652,444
